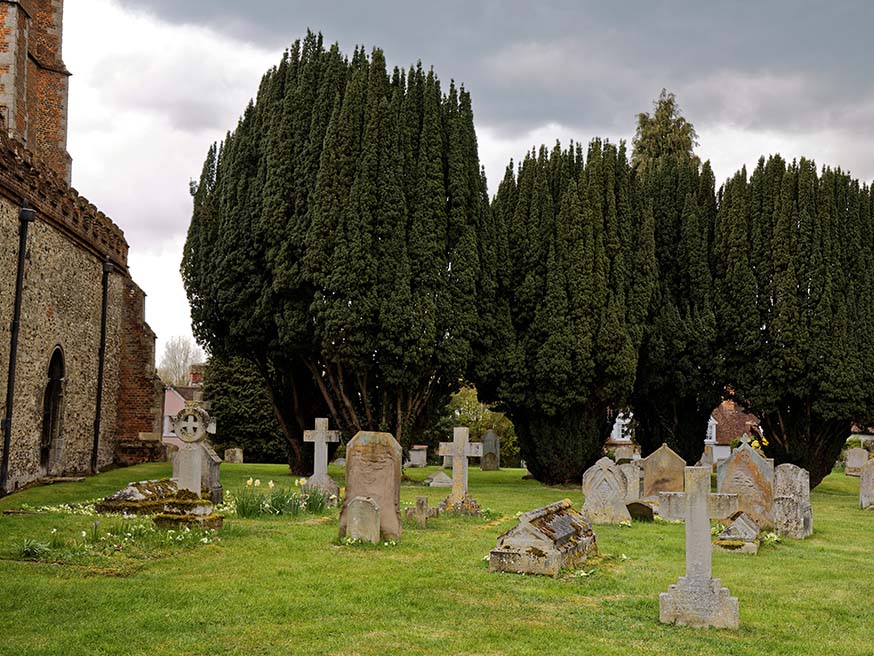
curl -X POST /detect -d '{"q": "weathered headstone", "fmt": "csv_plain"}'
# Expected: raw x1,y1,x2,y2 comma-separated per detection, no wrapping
345,497,381,544
659,467,740,629
846,447,868,477
713,511,760,554
581,457,631,524
642,443,686,499
442,455,453,469
658,488,738,522
303,418,340,499
860,459,874,510
425,471,452,488
223,448,244,464
408,445,428,468
717,439,775,528
166,401,217,496
481,430,500,471
405,496,438,528
619,461,642,503
626,501,655,521
438,427,483,513
201,442,223,504
489,499,597,577
339,431,402,541
773,464,812,538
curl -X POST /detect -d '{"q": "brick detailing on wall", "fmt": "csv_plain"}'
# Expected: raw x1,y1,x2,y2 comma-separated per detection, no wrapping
0,0,71,183
115,278,164,466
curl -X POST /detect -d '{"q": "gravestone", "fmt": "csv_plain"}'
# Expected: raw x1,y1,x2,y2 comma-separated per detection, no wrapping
201,442,224,504
581,457,631,524
619,461,642,503
408,445,428,468
166,401,217,496
642,443,686,499
339,431,402,541
659,467,740,629
442,455,453,468
717,438,775,528
626,501,655,521
845,447,868,477
481,430,500,471
425,471,452,488
345,497,381,544
438,427,483,513
713,511,760,555
224,448,244,464
773,464,812,538
405,496,438,528
303,418,340,498
489,499,597,577
859,459,874,510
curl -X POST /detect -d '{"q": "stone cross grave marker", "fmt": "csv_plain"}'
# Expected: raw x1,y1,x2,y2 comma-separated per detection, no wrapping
659,467,740,629
405,496,438,528
166,402,216,496
304,417,340,497
438,427,482,504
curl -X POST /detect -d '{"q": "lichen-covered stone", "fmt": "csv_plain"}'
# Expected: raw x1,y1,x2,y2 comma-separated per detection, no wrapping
774,463,812,538
713,512,760,555
642,443,686,499
339,431,402,541
846,447,868,477
717,442,775,528
581,457,631,524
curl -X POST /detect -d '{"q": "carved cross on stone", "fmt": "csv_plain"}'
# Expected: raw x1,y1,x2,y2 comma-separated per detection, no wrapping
303,418,340,497
438,427,482,503
659,467,740,629
165,401,217,496
405,496,438,528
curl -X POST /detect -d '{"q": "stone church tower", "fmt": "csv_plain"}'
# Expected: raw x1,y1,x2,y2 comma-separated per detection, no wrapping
0,0,165,494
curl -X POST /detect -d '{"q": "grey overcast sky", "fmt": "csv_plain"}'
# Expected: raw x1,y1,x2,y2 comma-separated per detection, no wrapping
63,1,874,359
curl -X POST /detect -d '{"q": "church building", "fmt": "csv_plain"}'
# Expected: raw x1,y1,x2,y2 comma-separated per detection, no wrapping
0,0,164,493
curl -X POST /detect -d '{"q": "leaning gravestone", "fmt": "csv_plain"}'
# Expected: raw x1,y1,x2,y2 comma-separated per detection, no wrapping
481,430,500,471
717,438,775,528
642,443,686,499
773,463,812,538
339,431,402,541
846,447,868,477
489,499,597,577
345,497,381,543
201,442,224,504
224,448,244,464
859,459,874,510
581,457,631,524
660,467,740,629
303,417,340,499
713,511,760,555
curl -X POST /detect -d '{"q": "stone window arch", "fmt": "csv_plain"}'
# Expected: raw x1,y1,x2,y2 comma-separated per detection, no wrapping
40,346,65,476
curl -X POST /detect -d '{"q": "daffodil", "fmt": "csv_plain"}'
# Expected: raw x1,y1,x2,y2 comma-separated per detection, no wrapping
762,437,769,446
299,478,307,487
268,480,275,489
751,439,760,449
246,477,253,487
254,479,261,487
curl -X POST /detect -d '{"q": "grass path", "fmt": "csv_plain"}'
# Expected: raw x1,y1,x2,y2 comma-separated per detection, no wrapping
0,463,871,655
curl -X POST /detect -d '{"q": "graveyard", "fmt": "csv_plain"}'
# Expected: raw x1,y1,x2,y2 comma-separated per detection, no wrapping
1,461,872,656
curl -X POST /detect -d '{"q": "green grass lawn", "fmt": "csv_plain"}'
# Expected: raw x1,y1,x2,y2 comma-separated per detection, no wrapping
0,463,871,656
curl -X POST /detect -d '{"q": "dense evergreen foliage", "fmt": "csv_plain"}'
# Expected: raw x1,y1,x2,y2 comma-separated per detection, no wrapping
629,95,723,464
182,33,488,471
713,157,874,487
476,141,657,484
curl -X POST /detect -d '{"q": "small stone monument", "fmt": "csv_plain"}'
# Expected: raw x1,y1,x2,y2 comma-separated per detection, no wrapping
581,457,631,524
437,427,483,514
303,417,340,499
224,448,244,464
489,499,597,577
619,461,642,503
717,437,775,528
773,463,812,538
408,445,428,468
405,496,438,528
339,431,402,541
201,442,224,504
659,467,740,629
846,447,868,477
481,430,500,471
442,454,453,468
859,459,874,509
345,497,381,543
642,443,686,499
614,444,635,462
425,471,452,488
713,511,760,554
166,401,217,496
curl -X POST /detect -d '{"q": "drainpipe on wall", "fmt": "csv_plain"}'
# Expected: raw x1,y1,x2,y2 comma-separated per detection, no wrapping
90,258,113,475
1,205,36,493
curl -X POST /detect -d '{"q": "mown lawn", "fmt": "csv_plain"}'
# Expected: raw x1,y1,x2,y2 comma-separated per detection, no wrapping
0,463,871,656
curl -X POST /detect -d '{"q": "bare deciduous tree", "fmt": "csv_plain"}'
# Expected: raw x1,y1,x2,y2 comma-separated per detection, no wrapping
157,335,204,386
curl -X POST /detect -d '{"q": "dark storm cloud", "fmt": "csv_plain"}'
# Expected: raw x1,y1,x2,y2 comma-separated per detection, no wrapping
114,0,874,142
